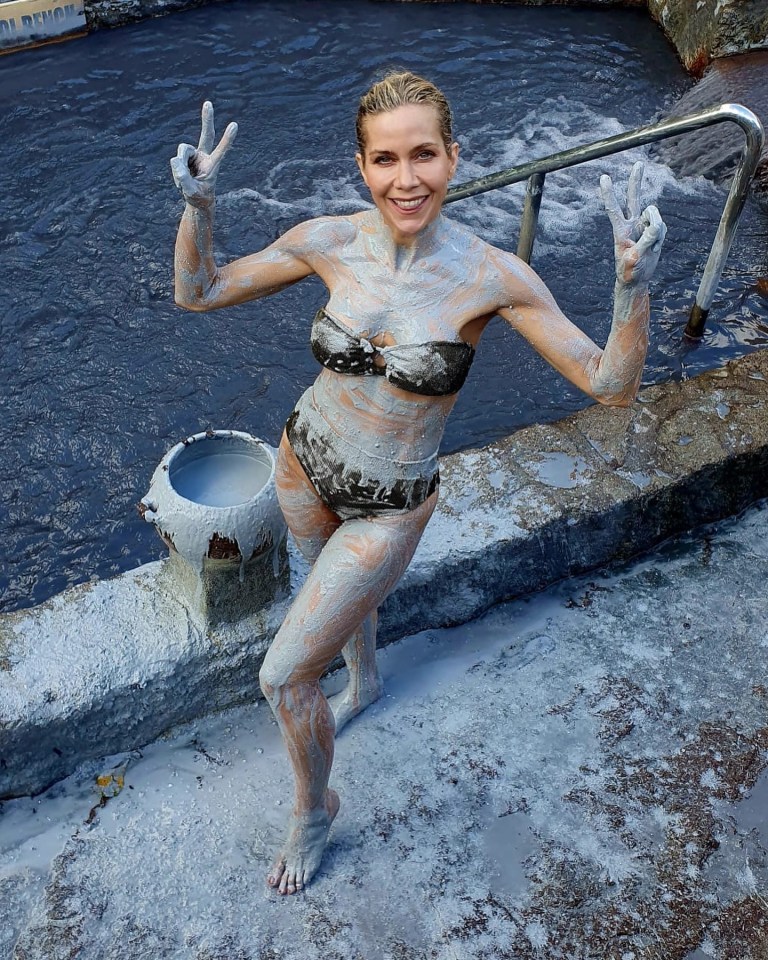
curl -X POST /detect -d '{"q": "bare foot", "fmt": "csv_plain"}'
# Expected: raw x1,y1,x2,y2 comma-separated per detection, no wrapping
329,677,383,735
267,789,340,895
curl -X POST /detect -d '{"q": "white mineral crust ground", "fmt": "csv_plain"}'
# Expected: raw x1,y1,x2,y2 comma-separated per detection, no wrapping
2,501,768,959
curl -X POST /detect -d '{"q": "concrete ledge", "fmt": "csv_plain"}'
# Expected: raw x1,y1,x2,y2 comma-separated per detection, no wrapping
0,565,285,798
4,349,768,798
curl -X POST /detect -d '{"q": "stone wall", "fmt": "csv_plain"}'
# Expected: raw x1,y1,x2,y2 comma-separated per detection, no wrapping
655,49,768,207
83,0,220,31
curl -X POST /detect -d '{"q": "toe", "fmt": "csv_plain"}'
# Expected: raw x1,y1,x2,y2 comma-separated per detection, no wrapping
280,865,298,895
267,860,285,888
291,861,306,893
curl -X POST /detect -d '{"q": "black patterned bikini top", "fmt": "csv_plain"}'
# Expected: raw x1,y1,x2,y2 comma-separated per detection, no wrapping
311,309,475,398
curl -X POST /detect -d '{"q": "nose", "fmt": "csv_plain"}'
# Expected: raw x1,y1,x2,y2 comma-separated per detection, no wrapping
394,160,419,191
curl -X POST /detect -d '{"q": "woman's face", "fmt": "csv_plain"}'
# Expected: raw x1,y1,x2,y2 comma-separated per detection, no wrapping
356,104,459,246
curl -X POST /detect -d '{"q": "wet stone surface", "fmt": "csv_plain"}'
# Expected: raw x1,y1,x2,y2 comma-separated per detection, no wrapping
2,499,767,958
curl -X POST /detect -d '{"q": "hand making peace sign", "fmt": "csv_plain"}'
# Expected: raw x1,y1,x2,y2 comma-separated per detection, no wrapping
170,101,238,209
600,161,667,287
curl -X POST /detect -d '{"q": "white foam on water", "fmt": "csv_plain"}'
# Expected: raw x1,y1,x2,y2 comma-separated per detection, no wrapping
221,100,724,276
221,177,371,222
449,100,723,256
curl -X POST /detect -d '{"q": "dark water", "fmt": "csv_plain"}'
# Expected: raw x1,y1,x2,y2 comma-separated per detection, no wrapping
1,0,767,612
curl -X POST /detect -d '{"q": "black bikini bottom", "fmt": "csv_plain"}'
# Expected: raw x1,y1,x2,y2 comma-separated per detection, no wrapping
285,390,439,521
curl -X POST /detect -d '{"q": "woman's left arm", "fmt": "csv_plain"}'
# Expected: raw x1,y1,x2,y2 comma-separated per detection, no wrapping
497,163,667,407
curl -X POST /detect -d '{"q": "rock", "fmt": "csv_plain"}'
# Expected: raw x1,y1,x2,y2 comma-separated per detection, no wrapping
654,50,768,208
647,0,768,75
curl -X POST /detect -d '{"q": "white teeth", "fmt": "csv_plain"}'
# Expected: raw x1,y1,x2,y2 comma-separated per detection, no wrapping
392,198,425,210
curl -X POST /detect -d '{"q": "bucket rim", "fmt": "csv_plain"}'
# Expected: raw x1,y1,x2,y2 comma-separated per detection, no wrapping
158,429,278,511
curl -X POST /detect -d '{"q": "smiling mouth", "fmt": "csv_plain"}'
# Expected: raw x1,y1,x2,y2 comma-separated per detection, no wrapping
389,196,428,212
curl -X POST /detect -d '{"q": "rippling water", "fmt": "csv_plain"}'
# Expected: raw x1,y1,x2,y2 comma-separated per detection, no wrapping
1,0,766,612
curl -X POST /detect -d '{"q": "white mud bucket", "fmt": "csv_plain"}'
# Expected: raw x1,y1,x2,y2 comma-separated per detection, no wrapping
140,430,288,626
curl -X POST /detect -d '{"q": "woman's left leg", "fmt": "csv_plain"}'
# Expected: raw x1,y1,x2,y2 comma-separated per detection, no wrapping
328,610,382,733
259,491,437,894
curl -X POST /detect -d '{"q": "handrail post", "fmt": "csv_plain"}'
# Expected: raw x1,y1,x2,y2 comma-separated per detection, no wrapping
684,126,763,338
517,173,545,265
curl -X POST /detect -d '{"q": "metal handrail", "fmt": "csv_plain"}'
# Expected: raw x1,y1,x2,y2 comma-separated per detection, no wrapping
444,103,764,339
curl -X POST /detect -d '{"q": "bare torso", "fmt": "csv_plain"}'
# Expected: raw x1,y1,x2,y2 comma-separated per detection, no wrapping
300,209,505,461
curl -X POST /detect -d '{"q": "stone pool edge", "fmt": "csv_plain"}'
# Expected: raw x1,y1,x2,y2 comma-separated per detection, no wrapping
3,348,768,798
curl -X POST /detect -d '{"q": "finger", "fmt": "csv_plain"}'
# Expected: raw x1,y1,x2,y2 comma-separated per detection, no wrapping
634,205,667,257
175,142,196,165
209,120,238,167
174,141,201,179
171,157,193,191
170,155,183,180
627,161,644,221
600,173,626,231
170,157,200,192
198,100,215,154
171,144,197,189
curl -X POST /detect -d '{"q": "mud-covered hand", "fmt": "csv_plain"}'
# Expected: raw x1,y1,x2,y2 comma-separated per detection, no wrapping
600,161,667,287
170,101,238,209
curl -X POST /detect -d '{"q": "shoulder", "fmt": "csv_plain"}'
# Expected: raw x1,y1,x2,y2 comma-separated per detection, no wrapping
277,214,360,255
438,214,488,255
439,217,543,303
479,239,559,311
439,216,523,278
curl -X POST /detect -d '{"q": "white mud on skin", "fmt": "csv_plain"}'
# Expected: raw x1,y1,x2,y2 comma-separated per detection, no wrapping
3,502,768,959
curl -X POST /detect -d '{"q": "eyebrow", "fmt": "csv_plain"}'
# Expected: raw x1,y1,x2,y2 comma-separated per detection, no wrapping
368,142,440,156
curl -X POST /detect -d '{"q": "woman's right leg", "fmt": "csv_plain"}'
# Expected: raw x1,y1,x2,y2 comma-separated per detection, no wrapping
259,479,437,894
275,433,382,733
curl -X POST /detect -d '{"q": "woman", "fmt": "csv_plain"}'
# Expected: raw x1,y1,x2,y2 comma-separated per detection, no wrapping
171,72,666,895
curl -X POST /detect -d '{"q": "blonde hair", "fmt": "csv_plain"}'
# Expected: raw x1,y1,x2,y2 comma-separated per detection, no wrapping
356,70,454,156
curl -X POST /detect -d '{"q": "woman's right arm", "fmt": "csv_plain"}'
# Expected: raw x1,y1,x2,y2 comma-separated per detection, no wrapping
172,102,317,312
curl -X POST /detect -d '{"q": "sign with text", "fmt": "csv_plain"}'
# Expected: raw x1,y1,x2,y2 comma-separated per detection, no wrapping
0,0,86,51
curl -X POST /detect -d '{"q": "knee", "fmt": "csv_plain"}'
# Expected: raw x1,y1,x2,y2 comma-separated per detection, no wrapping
259,648,287,705
260,632,328,706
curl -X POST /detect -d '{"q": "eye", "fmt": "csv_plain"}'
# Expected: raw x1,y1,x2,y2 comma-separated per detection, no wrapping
417,150,437,160
373,155,394,165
